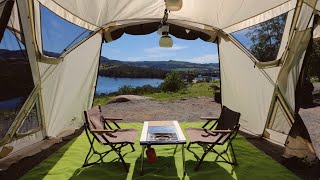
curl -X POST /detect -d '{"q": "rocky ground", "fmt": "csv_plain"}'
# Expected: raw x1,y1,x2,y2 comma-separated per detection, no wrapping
101,96,221,122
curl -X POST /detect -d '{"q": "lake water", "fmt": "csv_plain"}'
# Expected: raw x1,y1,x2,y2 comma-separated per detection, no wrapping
0,97,22,109
95,76,164,94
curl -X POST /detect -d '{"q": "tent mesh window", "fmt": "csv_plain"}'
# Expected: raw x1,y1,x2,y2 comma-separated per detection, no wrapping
231,13,288,62
0,29,34,140
17,99,41,134
40,4,92,57
296,40,320,107
268,101,291,134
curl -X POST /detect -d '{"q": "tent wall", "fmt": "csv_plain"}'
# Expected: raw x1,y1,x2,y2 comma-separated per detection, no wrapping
0,0,45,164
219,35,275,135
271,1,318,159
39,33,102,137
269,1,316,136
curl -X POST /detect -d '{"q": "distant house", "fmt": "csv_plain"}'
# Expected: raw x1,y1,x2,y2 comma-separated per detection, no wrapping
192,75,219,83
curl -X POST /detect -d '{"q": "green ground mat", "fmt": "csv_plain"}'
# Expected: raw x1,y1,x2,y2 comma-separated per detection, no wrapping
22,122,298,180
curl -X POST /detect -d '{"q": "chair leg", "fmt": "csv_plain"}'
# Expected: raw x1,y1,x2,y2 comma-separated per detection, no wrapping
130,144,135,152
230,143,238,166
187,142,192,150
202,120,211,128
83,137,95,167
118,153,129,172
111,144,129,172
195,143,217,171
195,152,208,171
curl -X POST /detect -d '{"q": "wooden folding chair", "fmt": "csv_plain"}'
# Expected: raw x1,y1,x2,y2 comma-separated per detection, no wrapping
83,105,138,172
185,106,240,170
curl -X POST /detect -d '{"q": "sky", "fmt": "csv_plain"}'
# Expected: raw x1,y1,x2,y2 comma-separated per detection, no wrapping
102,33,218,63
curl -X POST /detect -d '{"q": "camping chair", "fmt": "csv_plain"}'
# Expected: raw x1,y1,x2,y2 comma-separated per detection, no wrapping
83,105,138,172
185,106,240,171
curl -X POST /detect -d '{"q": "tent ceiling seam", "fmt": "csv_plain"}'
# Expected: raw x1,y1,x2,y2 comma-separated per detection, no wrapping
40,0,99,29
222,0,292,30
100,18,220,32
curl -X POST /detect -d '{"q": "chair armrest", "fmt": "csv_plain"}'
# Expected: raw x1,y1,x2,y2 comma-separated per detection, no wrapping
200,117,219,121
210,130,232,133
90,129,114,134
201,129,232,137
90,129,117,137
102,116,123,121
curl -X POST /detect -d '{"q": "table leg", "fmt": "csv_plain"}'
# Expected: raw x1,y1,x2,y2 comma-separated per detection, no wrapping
140,145,145,176
173,145,178,155
182,144,186,175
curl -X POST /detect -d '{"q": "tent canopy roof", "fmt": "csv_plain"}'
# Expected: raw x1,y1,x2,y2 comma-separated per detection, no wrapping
38,0,297,33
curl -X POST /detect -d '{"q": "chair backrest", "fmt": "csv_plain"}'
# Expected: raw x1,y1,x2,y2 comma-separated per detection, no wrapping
216,106,241,130
84,105,110,144
84,105,104,130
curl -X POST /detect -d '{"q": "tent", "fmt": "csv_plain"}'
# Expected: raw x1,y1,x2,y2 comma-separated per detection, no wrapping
0,0,319,169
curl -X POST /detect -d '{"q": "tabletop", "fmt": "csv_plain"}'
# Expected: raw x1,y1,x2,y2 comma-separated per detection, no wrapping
140,121,186,145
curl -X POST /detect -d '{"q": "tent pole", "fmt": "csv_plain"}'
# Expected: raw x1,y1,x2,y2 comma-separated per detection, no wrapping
90,31,104,108
216,36,222,108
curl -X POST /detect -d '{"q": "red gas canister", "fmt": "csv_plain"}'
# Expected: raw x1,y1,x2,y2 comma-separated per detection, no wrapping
146,146,157,163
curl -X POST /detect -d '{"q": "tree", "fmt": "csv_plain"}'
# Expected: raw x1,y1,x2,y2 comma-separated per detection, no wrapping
306,40,320,80
160,71,186,92
245,14,287,62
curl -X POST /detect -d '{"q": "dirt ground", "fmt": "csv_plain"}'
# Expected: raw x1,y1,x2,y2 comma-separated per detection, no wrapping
101,97,221,122
0,96,319,179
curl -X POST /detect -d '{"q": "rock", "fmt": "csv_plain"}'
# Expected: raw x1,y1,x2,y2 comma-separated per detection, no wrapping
108,95,152,104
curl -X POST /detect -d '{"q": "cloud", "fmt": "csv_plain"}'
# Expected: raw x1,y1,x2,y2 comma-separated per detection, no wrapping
125,44,187,62
125,52,175,62
177,54,219,64
144,45,187,53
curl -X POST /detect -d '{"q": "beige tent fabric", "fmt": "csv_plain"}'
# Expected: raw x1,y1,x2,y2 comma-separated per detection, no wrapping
219,36,275,135
313,17,320,39
0,134,60,170
37,0,98,31
39,33,102,137
6,2,23,43
223,0,296,33
38,0,292,32
277,29,312,112
0,1,4,14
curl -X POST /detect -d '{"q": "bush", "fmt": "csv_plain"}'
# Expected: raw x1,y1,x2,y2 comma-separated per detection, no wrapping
116,85,161,95
118,85,135,95
160,71,186,92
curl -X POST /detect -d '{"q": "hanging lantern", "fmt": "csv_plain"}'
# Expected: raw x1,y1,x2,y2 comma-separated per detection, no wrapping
165,0,183,11
158,24,173,48
159,35,173,48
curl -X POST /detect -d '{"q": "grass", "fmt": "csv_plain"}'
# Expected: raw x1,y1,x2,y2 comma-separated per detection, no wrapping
147,82,218,101
93,95,113,106
22,122,298,180
93,82,219,105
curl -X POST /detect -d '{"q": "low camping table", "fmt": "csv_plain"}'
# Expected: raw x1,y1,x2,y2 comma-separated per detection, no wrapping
140,121,186,175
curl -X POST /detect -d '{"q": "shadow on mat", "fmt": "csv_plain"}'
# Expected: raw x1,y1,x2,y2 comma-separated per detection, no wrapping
185,160,236,180
131,156,180,180
70,162,131,180
24,137,80,179
185,147,238,180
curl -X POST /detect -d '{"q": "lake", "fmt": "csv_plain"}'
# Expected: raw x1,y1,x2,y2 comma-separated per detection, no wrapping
0,97,22,110
95,76,164,94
